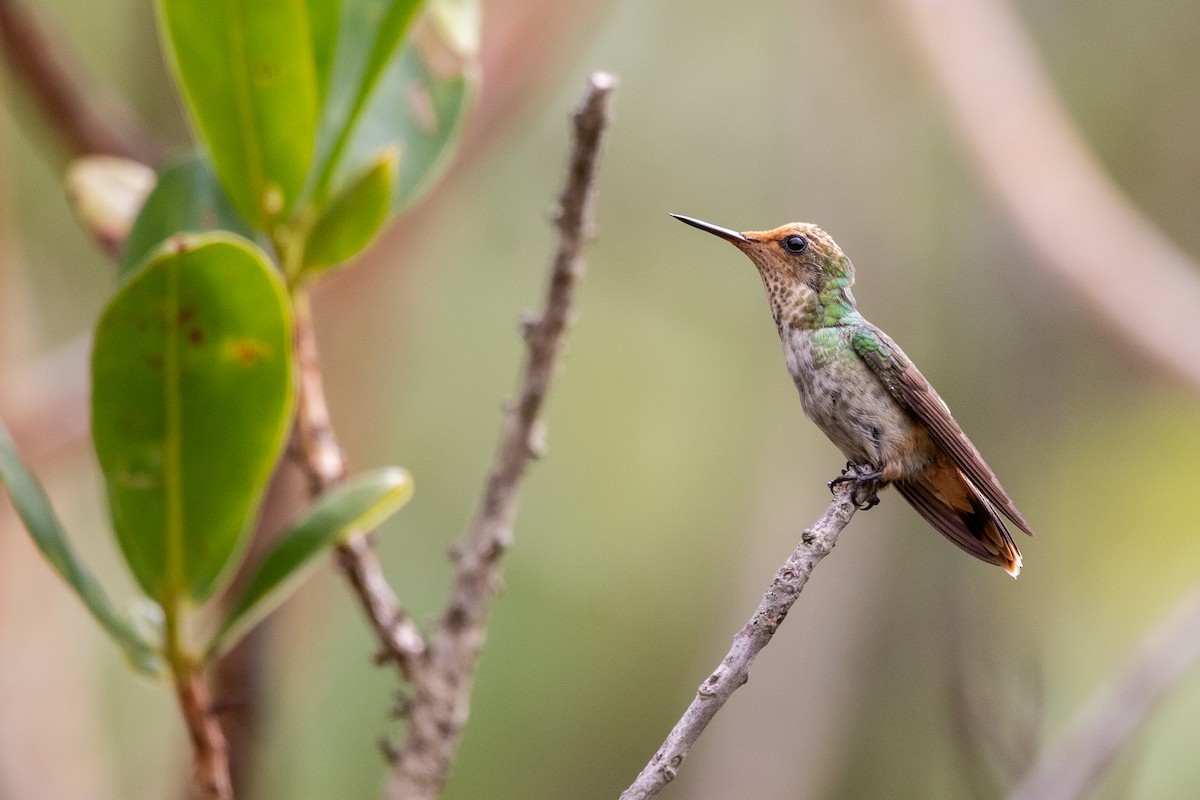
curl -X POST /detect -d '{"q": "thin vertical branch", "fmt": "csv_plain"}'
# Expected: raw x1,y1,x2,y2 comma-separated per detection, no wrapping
618,484,860,800
382,71,617,800
292,291,348,493
1010,585,1200,800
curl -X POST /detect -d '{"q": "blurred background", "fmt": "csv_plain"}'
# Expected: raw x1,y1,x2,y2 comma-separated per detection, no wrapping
2,0,1199,798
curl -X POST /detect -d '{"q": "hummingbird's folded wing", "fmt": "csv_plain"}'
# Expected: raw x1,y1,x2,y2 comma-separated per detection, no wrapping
850,325,1034,537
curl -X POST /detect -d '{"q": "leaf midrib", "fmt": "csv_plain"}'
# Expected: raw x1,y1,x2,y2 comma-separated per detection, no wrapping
163,252,186,606
225,0,267,221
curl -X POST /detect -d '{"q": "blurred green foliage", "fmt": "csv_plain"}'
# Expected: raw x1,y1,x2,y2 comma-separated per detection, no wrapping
2,0,1199,798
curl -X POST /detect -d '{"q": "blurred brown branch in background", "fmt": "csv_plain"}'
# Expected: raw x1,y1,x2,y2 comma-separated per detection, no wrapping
1009,585,1200,800
0,0,163,455
896,0,1200,392
949,626,1043,796
619,482,861,800
898,2,1200,795
382,69,616,800
0,0,165,164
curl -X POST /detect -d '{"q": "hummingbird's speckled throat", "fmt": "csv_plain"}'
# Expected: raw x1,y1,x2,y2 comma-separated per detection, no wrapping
672,213,1034,576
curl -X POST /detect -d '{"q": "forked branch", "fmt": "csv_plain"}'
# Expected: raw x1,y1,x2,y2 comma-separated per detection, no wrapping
382,70,617,800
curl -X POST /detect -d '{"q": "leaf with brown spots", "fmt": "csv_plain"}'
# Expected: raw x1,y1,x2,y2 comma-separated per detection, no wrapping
92,232,294,603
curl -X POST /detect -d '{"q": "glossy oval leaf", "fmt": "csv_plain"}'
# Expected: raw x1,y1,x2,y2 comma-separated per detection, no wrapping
340,0,479,214
207,466,413,659
120,154,255,277
302,146,398,274
157,0,320,228
0,421,161,675
92,233,294,605
310,0,424,201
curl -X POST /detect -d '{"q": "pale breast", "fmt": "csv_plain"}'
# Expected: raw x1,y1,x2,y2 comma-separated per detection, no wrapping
782,327,933,476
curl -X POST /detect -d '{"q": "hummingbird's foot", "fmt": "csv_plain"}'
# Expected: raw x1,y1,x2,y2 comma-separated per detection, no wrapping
854,491,880,511
828,461,879,489
828,462,883,511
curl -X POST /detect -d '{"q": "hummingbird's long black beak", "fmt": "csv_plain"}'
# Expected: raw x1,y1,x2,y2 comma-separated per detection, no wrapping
670,214,750,243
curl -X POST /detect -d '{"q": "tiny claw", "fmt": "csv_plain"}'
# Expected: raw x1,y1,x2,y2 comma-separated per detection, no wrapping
854,492,880,511
828,473,852,494
828,462,883,510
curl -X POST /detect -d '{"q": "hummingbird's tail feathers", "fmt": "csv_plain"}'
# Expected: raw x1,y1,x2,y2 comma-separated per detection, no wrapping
895,463,1022,577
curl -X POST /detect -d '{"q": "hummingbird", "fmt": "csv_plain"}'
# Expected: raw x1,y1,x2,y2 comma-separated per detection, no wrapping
671,214,1033,576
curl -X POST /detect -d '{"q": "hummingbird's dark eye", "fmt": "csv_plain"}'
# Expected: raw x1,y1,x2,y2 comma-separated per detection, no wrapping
782,235,808,254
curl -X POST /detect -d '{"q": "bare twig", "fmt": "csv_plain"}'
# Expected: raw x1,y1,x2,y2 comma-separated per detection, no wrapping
174,669,232,800
381,71,616,800
291,290,427,677
336,530,428,677
0,0,165,163
618,484,860,800
896,0,1200,393
1009,585,1200,800
291,291,348,493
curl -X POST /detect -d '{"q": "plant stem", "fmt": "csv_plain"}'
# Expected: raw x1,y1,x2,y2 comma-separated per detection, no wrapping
165,595,232,800
290,287,427,675
173,666,233,800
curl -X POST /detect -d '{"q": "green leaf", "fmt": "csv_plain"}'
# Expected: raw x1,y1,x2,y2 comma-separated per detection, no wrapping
92,233,294,605
310,0,424,201
305,0,341,103
120,154,255,277
341,0,479,213
0,421,161,675
207,466,413,659
302,146,398,273
157,0,320,228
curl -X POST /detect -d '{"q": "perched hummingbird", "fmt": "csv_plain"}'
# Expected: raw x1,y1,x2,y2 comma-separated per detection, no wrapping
672,214,1033,576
